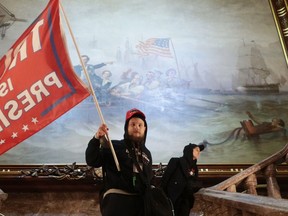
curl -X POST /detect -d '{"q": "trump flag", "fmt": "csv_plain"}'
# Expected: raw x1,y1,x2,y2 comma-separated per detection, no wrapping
0,0,90,154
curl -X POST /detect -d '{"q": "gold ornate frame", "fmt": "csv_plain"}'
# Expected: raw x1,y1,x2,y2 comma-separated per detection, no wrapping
269,0,288,65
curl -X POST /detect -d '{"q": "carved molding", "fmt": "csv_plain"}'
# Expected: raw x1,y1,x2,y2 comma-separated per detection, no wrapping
0,163,287,193
269,0,288,65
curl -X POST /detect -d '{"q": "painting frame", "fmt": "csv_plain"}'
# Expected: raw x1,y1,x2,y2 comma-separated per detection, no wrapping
269,0,288,66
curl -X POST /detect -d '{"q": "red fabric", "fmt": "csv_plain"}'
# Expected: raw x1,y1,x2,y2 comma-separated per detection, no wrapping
125,108,146,121
0,0,90,154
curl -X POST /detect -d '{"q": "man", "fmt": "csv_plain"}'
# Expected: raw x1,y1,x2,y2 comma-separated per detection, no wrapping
85,108,153,216
74,55,96,82
161,143,205,216
241,111,286,139
74,54,113,88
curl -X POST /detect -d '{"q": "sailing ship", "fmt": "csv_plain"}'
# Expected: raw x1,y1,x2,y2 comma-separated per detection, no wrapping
234,41,280,94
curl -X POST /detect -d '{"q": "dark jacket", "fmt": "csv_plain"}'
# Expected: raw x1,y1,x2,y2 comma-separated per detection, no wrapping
161,146,202,216
85,136,153,194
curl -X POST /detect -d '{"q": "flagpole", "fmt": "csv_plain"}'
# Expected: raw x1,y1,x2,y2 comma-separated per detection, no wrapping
170,39,181,78
59,2,120,171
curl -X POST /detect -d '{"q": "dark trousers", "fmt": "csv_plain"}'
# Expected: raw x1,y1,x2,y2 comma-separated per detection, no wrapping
101,193,144,216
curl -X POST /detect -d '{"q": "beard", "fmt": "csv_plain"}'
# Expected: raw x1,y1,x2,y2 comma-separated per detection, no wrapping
126,133,145,145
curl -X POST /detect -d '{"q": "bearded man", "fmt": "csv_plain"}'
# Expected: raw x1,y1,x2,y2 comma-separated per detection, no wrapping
86,108,153,216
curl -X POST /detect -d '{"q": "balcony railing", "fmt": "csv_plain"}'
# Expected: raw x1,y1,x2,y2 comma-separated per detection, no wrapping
0,144,288,214
192,143,288,215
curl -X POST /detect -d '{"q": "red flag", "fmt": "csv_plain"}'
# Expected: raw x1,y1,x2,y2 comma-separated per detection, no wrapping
136,38,173,58
0,0,90,154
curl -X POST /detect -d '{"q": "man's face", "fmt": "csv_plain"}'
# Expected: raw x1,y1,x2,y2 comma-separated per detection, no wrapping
127,117,146,142
193,147,201,160
81,56,89,65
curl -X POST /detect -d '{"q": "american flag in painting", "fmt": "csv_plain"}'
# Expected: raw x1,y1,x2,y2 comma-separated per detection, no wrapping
136,38,173,58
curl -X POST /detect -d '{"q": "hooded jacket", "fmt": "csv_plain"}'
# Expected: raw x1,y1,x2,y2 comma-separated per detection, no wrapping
161,143,204,215
86,137,152,194
85,108,153,195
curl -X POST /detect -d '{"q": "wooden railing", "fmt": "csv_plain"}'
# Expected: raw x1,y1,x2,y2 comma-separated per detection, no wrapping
192,143,288,216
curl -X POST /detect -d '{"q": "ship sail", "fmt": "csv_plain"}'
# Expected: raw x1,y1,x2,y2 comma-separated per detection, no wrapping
235,41,280,94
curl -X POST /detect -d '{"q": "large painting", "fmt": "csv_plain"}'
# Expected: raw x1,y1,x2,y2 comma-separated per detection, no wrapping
0,0,288,165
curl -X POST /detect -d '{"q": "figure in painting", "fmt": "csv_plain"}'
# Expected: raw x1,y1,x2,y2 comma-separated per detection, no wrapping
241,111,286,140
74,54,113,91
93,70,113,106
110,72,144,98
204,111,287,146
74,55,95,82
